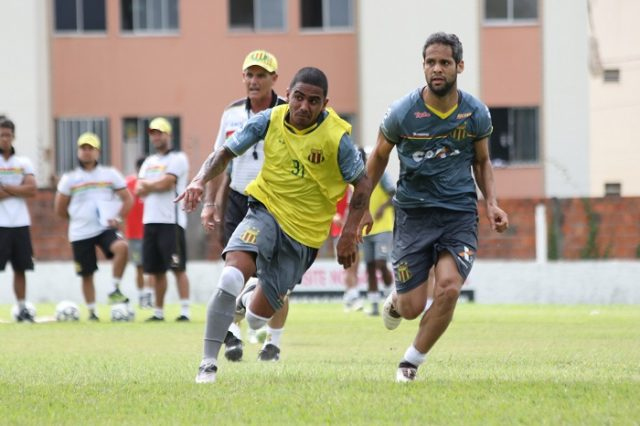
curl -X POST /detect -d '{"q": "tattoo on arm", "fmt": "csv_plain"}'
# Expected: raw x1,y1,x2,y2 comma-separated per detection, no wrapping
195,148,230,183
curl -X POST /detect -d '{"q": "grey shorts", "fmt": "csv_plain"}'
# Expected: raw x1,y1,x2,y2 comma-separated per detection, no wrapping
223,200,318,311
392,207,478,294
128,238,143,266
362,231,392,263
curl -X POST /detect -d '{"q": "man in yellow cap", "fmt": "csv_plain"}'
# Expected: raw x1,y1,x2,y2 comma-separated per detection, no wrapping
202,49,289,362
136,117,191,322
54,132,133,321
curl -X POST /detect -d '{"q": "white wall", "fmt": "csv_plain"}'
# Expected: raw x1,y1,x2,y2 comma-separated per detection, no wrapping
0,1,52,187
357,0,482,180
542,0,590,196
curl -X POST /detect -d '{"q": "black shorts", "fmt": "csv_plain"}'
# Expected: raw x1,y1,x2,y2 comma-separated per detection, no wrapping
143,224,187,273
0,226,34,272
71,229,121,276
392,207,478,293
223,189,249,245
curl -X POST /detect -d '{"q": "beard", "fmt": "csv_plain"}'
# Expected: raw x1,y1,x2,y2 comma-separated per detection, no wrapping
427,76,456,97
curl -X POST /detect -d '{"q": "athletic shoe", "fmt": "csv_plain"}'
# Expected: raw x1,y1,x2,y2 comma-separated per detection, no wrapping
88,312,100,322
343,298,364,313
382,293,402,330
139,293,153,309
224,331,244,362
108,289,129,305
175,315,190,322
195,362,218,384
234,281,257,322
258,343,280,362
16,307,35,323
145,315,165,322
396,361,418,383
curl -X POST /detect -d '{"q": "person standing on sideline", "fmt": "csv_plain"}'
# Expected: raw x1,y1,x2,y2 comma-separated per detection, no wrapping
332,187,362,312
136,117,191,322
0,118,37,322
177,67,372,384
368,32,509,382
54,132,132,321
125,157,154,308
203,49,290,362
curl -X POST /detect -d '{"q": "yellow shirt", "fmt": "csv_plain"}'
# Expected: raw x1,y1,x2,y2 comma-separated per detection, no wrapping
366,183,394,236
246,105,351,248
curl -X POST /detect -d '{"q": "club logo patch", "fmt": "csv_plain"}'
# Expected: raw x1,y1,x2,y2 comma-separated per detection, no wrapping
307,149,325,164
240,227,260,244
395,262,412,283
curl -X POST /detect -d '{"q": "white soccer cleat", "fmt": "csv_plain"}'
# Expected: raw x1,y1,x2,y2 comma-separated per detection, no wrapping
382,293,402,330
195,362,218,384
395,362,418,383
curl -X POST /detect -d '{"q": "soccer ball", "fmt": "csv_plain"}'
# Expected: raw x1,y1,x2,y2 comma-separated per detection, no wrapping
55,300,80,322
110,303,135,322
11,302,36,322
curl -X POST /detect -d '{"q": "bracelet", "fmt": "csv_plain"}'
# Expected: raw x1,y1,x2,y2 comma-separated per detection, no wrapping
204,202,217,208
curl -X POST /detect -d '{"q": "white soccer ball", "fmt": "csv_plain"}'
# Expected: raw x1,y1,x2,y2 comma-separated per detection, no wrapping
110,303,135,322
11,302,36,322
55,300,80,322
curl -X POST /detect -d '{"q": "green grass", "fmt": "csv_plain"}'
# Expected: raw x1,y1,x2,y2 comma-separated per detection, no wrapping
1,303,639,425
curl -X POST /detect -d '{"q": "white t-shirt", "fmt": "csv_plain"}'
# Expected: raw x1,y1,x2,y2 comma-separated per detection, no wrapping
57,165,127,242
0,154,35,227
214,94,285,193
138,150,189,229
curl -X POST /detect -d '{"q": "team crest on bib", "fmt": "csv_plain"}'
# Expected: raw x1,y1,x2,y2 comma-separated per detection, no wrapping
307,149,325,164
395,262,412,283
240,227,260,244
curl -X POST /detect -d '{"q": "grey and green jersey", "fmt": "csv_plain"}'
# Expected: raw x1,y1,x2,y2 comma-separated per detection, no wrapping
380,88,492,212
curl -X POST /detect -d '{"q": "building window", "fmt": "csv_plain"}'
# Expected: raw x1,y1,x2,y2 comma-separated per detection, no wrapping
121,0,179,33
604,183,621,197
55,118,109,174
301,0,353,30
485,0,537,23
122,116,181,175
229,0,285,31
488,107,539,165
54,0,106,32
603,69,620,83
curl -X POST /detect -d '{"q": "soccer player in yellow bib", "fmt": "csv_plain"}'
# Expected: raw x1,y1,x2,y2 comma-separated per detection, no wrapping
177,67,372,384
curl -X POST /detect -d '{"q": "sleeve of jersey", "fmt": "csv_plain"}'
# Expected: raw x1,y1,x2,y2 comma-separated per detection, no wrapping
56,173,71,195
379,101,403,144
224,109,271,156
165,153,189,178
474,104,494,141
111,168,127,190
337,134,365,183
21,157,36,176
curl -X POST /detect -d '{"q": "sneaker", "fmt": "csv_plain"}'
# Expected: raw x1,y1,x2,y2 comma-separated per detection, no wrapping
195,362,218,384
88,312,100,322
234,281,257,322
258,343,280,362
145,315,165,322
175,315,190,322
396,361,418,383
382,293,402,330
343,298,364,313
139,293,153,309
108,289,129,305
16,307,35,323
224,331,244,362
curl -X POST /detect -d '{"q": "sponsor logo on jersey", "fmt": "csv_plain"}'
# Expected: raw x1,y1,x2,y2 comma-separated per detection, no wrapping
307,149,325,164
414,111,431,119
240,227,260,244
456,112,472,119
395,262,412,283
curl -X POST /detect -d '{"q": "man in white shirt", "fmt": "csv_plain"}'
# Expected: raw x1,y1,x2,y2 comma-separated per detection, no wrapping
136,117,191,322
0,118,37,322
54,132,133,321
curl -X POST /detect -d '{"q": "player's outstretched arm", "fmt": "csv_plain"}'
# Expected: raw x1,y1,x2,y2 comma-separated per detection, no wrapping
337,173,372,269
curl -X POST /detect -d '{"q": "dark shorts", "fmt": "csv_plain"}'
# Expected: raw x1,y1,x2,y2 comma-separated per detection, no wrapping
392,207,478,294
0,226,34,272
72,229,121,276
223,189,249,245
143,224,187,273
223,200,317,311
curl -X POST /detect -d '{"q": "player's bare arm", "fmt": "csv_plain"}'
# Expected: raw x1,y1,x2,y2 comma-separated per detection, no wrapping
0,174,36,199
337,172,372,269
367,131,395,188
53,193,71,219
473,137,509,233
135,174,176,197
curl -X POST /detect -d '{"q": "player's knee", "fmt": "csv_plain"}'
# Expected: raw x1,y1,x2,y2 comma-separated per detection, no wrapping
437,279,461,308
217,266,245,297
246,305,269,330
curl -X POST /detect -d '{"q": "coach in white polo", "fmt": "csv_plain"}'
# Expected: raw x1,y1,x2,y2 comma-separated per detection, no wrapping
135,117,191,322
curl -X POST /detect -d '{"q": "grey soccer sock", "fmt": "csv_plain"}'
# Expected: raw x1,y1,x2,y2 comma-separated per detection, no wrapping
203,289,237,360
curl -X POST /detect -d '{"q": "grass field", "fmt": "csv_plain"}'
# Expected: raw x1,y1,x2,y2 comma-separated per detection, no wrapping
1,303,639,425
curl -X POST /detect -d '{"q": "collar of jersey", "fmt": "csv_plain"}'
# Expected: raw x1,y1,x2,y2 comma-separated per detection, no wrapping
425,103,458,120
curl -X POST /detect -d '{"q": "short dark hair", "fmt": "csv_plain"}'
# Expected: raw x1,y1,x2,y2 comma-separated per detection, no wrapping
289,67,328,97
422,32,463,64
0,118,15,133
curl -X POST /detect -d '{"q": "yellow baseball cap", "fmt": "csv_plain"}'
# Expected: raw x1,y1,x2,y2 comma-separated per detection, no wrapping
242,50,278,73
77,132,101,149
148,117,172,134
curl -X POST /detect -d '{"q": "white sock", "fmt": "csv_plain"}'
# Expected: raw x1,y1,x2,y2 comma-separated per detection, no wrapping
240,288,254,309
112,277,121,292
17,299,26,309
367,291,381,304
201,357,217,367
180,299,190,317
403,345,427,367
343,288,359,303
87,303,96,313
229,322,242,339
265,326,284,348
154,308,164,318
